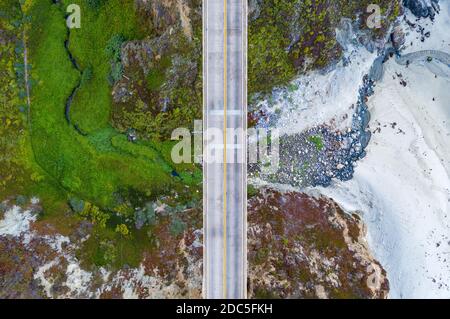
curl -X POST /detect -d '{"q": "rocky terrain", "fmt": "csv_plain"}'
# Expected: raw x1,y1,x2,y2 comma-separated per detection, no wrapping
1,190,388,299
249,0,404,188
247,189,389,299
110,0,202,140
0,199,203,298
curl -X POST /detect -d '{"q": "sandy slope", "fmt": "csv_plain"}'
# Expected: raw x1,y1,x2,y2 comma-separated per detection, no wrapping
255,47,376,134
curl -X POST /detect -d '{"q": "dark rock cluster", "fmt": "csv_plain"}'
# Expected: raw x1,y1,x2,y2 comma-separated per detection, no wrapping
255,75,375,188
403,0,440,19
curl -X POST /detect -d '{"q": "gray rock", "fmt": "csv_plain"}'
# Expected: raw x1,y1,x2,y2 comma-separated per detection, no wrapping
391,25,406,50
403,0,439,19
111,81,133,103
249,0,262,21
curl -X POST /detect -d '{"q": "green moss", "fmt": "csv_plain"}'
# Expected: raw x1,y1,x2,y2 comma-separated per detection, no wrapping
249,23,296,93
247,184,259,198
146,56,171,90
0,0,32,198
308,135,324,151
64,0,146,133
13,0,201,268
25,1,198,209
78,225,153,268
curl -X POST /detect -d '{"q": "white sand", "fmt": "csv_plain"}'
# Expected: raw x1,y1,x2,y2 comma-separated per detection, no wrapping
318,3,450,298
319,58,450,297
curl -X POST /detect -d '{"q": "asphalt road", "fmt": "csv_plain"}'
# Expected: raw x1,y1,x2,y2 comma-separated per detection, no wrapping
203,0,247,299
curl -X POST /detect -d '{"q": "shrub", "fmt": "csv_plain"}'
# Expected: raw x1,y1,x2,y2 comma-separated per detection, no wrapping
69,197,85,213
105,34,125,85
105,34,125,62
170,218,186,236
86,0,106,10
115,223,130,236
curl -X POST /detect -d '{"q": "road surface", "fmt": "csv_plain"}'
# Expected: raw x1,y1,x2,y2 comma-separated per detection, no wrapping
203,0,247,299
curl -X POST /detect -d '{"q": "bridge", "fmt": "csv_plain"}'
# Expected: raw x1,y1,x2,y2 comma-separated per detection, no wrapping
203,0,248,299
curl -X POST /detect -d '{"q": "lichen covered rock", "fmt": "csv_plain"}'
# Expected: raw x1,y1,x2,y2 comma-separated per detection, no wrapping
248,188,389,299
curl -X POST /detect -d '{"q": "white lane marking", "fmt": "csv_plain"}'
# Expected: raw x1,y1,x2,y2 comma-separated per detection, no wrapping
209,110,242,116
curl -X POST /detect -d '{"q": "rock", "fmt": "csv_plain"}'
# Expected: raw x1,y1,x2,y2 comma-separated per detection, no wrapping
360,131,372,149
369,56,385,82
111,80,132,103
403,0,429,17
127,129,138,142
247,188,390,299
134,210,147,230
68,198,85,213
248,0,262,21
403,0,439,19
73,220,93,241
135,0,196,39
121,33,171,76
111,32,172,105
166,53,198,89
391,25,406,50
121,41,153,76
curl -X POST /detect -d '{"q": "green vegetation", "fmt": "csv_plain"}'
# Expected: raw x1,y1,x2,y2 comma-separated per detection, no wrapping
249,0,401,94
105,34,125,85
78,202,110,228
27,0,180,208
0,0,201,269
86,0,106,11
80,66,92,86
77,224,152,268
115,223,129,236
110,25,202,141
66,0,146,133
308,135,324,151
247,184,259,198
0,0,31,197
248,0,299,94
170,218,186,236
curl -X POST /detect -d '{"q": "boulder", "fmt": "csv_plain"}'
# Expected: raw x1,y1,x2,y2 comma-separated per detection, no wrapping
391,25,406,50
403,0,439,19
248,0,262,21
135,0,196,39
